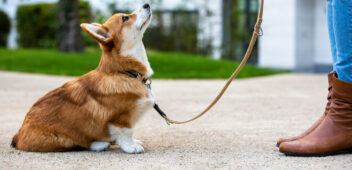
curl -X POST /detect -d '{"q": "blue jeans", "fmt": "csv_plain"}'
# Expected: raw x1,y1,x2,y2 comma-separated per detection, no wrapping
327,0,352,82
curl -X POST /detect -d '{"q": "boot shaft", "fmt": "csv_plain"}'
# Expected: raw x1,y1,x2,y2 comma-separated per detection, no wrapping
329,74,352,130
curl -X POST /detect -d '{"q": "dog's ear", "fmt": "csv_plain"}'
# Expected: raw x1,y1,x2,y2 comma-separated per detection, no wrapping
80,23,113,45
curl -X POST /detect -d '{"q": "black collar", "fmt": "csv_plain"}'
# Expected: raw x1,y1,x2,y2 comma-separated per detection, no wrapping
121,71,166,122
120,70,152,88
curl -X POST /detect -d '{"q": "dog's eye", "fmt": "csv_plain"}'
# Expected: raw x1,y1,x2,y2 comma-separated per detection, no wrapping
122,16,129,22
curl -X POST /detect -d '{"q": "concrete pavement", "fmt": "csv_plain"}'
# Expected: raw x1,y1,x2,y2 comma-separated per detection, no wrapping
0,71,351,169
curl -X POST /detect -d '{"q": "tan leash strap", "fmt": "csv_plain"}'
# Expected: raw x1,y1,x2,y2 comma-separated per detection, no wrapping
157,0,264,125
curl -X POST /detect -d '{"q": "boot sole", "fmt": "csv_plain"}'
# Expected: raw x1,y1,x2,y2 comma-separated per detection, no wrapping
279,148,352,157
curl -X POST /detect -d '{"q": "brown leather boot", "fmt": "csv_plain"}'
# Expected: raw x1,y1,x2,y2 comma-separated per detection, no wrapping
276,72,334,147
279,74,352,156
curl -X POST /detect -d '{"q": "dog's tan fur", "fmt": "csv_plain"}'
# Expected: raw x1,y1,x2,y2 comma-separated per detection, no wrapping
12,7,153,152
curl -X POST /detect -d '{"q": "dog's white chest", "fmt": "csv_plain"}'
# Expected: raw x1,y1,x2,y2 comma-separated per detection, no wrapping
121,42,154,77
141,86,155,106
132,86,154,125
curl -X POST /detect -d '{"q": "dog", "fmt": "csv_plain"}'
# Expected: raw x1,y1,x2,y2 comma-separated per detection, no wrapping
11,4,154,154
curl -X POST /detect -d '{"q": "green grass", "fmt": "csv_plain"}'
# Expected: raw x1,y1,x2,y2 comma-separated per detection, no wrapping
0,48,286,79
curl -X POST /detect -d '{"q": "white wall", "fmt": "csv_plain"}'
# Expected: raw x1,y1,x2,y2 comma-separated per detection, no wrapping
295,0,315,72
258,0,296,70
295,0,332,72
314,0,332,65
259,0,332,72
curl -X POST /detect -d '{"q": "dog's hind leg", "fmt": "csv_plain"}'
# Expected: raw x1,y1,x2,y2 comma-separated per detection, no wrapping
14,127,80,152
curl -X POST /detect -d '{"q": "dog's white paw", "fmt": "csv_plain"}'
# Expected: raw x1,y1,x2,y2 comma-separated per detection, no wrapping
90,141,110,152
120,143,144,154
114,128,145,154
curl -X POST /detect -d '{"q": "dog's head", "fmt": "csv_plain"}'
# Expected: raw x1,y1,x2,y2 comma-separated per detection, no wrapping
81,4,152,52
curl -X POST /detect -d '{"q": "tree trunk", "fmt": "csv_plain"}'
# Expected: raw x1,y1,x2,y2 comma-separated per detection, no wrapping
244,0,252,63
244,0,258,64
222,0,231,59
222,0,238,60
58,0,84,52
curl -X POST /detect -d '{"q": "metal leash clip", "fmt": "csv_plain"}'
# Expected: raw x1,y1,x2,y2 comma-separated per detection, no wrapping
154,104,171,125
144,78,152,89
254,24,264,36
163,117,171,125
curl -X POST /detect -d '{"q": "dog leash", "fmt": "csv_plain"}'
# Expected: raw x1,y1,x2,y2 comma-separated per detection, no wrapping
126,0,264,125
154,0,264,125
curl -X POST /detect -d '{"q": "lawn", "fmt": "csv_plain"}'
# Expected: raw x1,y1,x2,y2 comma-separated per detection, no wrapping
0,48,285,79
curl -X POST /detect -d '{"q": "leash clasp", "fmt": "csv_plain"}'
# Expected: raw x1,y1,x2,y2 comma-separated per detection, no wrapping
163,117,171,125
254,24,263,36
144,78,152,89
154,103,171,125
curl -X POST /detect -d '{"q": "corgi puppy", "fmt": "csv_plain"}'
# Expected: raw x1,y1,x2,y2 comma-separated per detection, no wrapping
11,4,154,154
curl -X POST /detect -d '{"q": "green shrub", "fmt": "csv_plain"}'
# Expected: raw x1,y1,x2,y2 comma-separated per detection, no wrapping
16,3,58,48
0,10,11,47
16,1,92,48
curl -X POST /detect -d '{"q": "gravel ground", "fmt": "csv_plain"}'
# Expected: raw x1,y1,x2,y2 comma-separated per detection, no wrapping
0,71,351,170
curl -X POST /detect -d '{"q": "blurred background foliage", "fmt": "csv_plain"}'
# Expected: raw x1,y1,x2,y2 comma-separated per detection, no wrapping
0,0,286,78
16,1,92,48
0,10,10,47
222,0,259,63
16,3,58,48
145,10,200,54
7,0,259,61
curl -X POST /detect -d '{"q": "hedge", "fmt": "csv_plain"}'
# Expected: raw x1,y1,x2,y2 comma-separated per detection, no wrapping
0,10,11,47
16,1,92,48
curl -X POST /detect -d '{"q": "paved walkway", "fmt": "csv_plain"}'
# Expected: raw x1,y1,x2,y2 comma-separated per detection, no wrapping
0,71,351,169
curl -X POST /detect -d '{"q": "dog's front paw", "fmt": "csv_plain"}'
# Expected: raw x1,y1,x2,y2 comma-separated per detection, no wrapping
90,141,110,152
119,142,144,154
115,128,145,154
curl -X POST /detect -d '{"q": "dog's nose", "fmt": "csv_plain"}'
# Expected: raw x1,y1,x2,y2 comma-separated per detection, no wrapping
143,3,150,9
